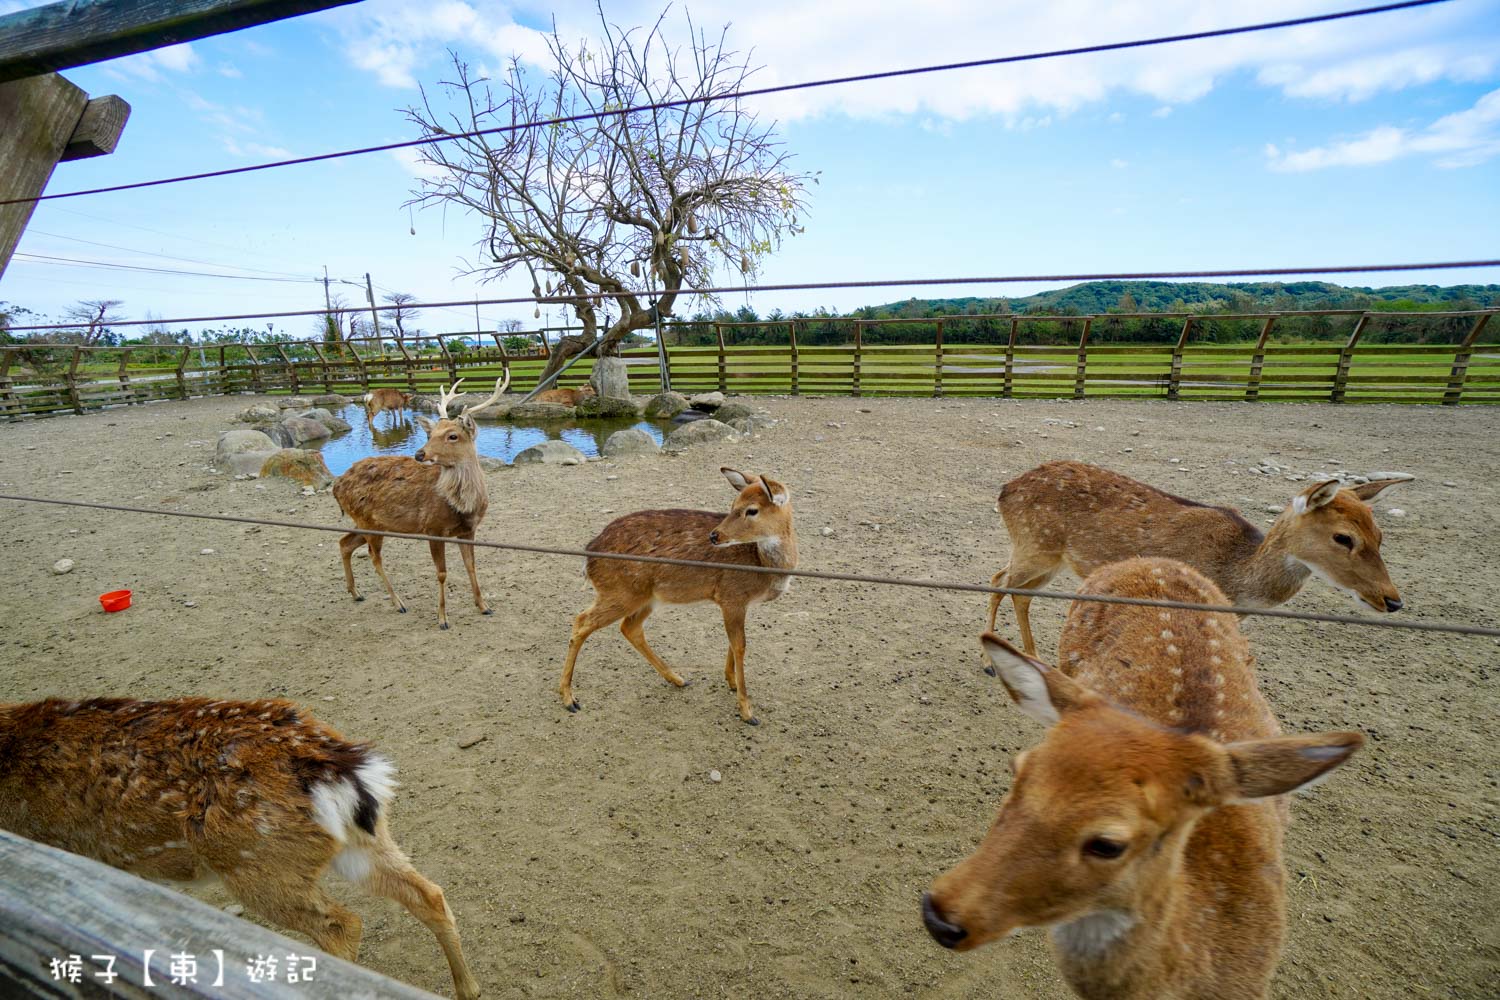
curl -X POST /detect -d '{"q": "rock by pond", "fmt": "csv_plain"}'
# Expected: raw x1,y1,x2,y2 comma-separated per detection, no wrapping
216,429,276,464
260,449,334,488
665,419,739,450
514,439,586,466
644,391,688,419
508,401,576,421
591,356,632,399
602,428,661,458
576,394,643,419
689,391,725,411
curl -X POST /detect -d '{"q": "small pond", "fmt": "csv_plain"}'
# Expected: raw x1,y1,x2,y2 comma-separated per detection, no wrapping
314,404,670,476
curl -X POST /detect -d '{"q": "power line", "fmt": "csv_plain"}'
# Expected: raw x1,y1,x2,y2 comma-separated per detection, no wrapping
0,0,1452,207
47,206,326,273
13,252,320,284
5,259,1497,333
0,493,1495,639
25,229,314,280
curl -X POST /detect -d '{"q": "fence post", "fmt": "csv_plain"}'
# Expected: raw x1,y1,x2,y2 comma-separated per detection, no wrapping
1245,315,1276,401
115,346,133,404
175,346,190,400
0,350,19,417
308,341,333,392
1167,318,1193,400
392,335,418,393
346,337,369,393
715,324,727,393
933,319,944,398
1073,318,1093,400
1331,314,1370,403
852,320,863,397
275,344,299,395
788,320,800,396
242,344,265,394
65,346,83,414
436,334,458,384
1442,312,1492,405
1003,317,1017,397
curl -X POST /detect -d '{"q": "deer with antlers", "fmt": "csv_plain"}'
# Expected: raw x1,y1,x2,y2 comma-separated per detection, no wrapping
924,558,1363,999
0,696,479,1000
558,468,797,725
988,461,1410,656
333,372,508,629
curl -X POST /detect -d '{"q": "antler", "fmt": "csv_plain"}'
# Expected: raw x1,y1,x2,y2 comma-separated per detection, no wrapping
460,366,511,416
435,379,465,419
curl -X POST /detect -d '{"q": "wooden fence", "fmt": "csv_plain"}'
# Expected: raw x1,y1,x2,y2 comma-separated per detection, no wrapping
0,830,439,998
2,310,1495,420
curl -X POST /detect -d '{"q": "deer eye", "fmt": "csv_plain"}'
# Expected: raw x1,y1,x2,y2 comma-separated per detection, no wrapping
1082,837,1127,860
745,508,759,517
447,433,459,441
1333,533,1354,550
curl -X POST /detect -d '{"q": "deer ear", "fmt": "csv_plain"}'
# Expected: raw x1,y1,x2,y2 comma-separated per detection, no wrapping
979,633,1091,726
1221,731,1364,802
1291,479,1341,515
722,467,753,492
417,416,435,434
1350,475,1413,503
759,475,789,506
460,414,478,436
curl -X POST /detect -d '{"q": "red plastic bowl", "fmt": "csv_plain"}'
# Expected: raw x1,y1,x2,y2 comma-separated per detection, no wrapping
99,590,132,612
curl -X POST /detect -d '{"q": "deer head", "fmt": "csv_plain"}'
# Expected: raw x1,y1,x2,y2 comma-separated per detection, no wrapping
1278,476,1409,613
709,468,793,548
414,370,510,467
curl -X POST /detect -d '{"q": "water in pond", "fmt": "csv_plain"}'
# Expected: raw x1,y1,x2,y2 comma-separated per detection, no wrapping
314,404,670,476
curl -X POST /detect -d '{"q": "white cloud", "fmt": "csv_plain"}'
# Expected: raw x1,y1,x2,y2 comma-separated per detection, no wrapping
389,145,448,181
100,42,201,82
218,63,243,79
1150,106,1173,118
1258,46,1495,102
223,138,293,160
1110,158,1128,169
1266,88,1500,171
331,0,549,89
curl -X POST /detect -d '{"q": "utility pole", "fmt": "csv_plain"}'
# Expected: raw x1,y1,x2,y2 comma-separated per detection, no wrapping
364,272,382,346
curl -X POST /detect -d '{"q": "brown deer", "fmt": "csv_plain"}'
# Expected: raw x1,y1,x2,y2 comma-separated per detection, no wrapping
559,467,797,725
364,387,413,425
0,696,479,1000
924,558,1363,999
533,385,595,406
334,372,508,629
988,461,1410,656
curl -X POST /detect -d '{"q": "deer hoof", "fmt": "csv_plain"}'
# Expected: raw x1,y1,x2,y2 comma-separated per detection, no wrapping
742,716,760,727
482,608,495,616
440,622,450,631
353,595,365,603
565,699,581,714
983,664,997,677
397,607,408,614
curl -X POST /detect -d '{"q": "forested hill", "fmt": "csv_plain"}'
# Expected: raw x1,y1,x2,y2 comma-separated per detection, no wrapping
861,281,1500,317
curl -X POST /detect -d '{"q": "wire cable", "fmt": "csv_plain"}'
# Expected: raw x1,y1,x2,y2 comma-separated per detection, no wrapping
0,0,1453,207
24,229,315,280
0,493,1495,639
13,252,321,284
6,259,1497,333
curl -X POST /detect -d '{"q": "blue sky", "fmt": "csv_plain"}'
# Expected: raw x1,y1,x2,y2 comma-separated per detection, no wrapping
4,0,1499,338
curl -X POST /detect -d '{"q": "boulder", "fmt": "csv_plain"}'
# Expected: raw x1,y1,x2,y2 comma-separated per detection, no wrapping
226,449,278,477
508,401,575,421
276,396,314,409
590,356,632,400
312,394,349,408
216,429,277,465
513,440,586,466
478,456,509,472
260,449,334,488
296,408,352,434
465,396,515,420
644,391,689,419
713,401,756,423
671,409,710,425
665,419,739,450
277,416,331,445
602,428,661,458
234,403,280,423
411,394,444,415
576,394,643,418
689,391,725,411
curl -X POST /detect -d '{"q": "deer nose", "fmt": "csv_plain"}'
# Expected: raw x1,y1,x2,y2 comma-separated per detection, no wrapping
921,893,967,949
708,530,721,545
1384,596,1403,612
414,449,427,463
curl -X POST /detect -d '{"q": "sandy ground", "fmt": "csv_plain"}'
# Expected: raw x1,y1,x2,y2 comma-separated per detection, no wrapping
1,394,1497,1000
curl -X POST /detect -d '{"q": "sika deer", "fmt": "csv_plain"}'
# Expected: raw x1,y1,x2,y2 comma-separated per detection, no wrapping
334,372,508,629
533,385,595,406
559,467,797,725
924,558,1363,999
0,697,479,1000
364,387,413,425
988,461,1409,655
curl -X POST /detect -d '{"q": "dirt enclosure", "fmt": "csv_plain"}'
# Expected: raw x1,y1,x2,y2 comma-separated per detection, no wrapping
1,395,1496,999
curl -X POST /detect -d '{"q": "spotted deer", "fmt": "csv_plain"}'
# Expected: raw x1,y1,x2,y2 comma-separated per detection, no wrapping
988,461,1410,656
923,558,1363,999
363,387,413,425
333,372,508,629
533,385,595,406
559,468,797,725
0,697,479,1000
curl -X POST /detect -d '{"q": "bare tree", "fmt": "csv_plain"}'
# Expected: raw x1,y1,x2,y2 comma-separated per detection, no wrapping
62,299,124,346
403,6,813,384
382,291,421,337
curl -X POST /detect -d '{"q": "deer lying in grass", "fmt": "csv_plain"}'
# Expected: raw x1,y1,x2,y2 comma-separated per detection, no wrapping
533,385,595,406
0,696,479,1000
924,558,1363,999
988,461,1410,655
559,468,797,725
364,387,413,425
334,372,508,629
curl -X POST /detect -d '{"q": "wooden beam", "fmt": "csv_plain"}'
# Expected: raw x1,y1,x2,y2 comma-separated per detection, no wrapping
0,73,87,278
0,1,363,84
61,94,130,159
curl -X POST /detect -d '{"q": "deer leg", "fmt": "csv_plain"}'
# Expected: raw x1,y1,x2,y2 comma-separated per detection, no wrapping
559,594,638,713
340,532,365,602
222,867,363,962
721,605,756,725
987,551,1059,661
367,535,406,614
620,603,687,688
353,823,480,1000
986,565,1010,632
429,540,449,630
724,648,737,691
459,538,491,615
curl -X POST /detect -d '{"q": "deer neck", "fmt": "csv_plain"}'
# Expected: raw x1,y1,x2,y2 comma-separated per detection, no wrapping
436,456,487,516
755,532,797,571
1230,518,1312,608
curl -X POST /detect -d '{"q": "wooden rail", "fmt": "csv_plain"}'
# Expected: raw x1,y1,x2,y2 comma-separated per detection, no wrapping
2,310,1496,420
0,830,440,998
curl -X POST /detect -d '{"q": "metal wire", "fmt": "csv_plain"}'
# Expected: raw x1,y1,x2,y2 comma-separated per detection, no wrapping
2,493,1495,639
0,0,1452,208
7,260,1498,333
